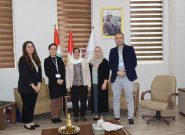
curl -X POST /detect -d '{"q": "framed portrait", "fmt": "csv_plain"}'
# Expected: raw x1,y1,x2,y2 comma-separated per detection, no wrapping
101,7,123,38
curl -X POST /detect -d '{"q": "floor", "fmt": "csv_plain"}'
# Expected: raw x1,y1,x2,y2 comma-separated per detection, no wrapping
0,107,185,135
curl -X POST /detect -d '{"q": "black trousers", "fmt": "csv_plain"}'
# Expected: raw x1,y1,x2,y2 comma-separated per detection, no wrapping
20,93,37,123
71,85,88,117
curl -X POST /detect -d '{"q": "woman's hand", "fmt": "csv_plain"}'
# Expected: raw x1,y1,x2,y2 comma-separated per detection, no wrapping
101,80,108,90
67,88,71,92
57,79,64,85
88,87,91,91
101,83,107,90
31,83,39,93
36,83,41,93
60,79,64,85
31,83,37,90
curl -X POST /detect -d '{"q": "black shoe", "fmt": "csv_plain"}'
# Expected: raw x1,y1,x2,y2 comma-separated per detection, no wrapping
24,124,35,130
74,117,78,122
93,115,99,121
114,118,120,121
80,116,87,121
51,118,57,123
33,123,40,127
56,117,62,123
128,119,134,125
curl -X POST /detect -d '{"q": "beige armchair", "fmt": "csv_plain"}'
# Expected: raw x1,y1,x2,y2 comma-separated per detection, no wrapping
139,75,179,125
108,82,139,116
14,78,51,115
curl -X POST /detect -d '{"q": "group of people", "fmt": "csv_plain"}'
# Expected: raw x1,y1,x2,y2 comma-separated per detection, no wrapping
18,32,137,130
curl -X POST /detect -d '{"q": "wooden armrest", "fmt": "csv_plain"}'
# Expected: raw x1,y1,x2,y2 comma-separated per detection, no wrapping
168,93,179,109
133,82,139,96
141,90,151,100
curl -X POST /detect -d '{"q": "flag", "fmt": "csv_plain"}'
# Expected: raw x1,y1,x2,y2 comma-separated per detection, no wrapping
67,31,74,62
86,28,96,62
54,25,62,57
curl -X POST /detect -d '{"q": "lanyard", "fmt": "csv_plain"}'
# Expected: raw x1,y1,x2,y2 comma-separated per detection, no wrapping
51,57,58,73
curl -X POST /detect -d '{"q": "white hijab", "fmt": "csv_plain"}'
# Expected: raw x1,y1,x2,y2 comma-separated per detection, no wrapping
70,48,84,64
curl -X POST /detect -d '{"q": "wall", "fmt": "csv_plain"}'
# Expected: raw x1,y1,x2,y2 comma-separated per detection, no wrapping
0,0,57,101
169,0,185,88
92,0,169,98
0,0,184,101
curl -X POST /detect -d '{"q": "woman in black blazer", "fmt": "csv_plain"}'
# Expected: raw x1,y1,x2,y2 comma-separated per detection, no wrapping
44,43,66,123
89,46,110,120
18,41,42,130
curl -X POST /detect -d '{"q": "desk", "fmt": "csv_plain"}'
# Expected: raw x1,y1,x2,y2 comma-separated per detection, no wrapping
178,88,185,116
0,101,16,129
41,120,131,135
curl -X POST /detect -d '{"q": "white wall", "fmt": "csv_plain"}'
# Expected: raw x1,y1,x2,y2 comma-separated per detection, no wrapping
93,0,169,98
169,0,185,88
0,0,57,101
0,0,185,101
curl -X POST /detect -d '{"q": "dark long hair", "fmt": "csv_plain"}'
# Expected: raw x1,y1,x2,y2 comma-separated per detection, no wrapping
22,41,41,69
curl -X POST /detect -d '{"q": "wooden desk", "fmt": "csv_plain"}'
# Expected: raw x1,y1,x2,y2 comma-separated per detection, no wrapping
178,88,185,116
41,120,131,135
0,101,16,129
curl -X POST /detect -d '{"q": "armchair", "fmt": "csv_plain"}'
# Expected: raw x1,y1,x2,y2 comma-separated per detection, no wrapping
14,78,51,115
139,75,179,125
108,82,139,116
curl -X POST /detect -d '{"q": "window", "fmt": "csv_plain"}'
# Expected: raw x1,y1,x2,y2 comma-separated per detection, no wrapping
130,0,163,62
57,0,91,63
0,0,14,68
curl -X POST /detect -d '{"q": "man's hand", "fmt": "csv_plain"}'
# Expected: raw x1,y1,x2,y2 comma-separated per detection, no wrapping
117,70,126,77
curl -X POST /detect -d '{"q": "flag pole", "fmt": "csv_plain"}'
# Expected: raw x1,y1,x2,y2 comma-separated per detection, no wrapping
54,24,62,57
85,26,96,62
69,24,72,32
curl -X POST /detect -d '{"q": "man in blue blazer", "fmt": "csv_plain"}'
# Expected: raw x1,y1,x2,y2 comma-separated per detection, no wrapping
109,32,137,125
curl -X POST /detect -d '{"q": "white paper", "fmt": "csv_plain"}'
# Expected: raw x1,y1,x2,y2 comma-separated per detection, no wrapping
97,119,104,128
102,122,124,132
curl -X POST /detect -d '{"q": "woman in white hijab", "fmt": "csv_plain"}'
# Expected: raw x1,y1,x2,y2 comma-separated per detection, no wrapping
66,48,91,122
89,46,110,120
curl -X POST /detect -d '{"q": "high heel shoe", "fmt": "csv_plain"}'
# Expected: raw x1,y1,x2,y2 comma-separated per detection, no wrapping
30,122,40,127
24,124,35,130
51,118,57,123
33,123,40,127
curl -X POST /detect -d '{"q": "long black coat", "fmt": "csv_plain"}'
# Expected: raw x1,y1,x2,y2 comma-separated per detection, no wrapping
44,56,66,99
18,56,42,94
89,58,110,113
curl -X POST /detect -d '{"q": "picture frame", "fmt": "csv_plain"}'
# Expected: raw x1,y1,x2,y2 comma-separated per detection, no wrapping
101,7,124,38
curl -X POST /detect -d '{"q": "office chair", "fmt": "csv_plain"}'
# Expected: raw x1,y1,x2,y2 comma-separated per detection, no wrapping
139,75,179,125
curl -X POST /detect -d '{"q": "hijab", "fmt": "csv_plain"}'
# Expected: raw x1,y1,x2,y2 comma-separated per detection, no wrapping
90,46,104,70
70,48,84,64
